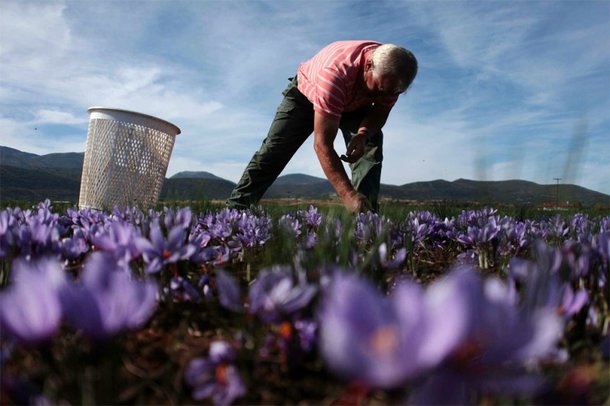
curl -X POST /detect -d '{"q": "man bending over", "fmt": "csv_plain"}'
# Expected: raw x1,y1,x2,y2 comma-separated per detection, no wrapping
227,40,418,213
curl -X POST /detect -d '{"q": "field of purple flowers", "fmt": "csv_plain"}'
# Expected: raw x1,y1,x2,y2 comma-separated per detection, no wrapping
0,200,608,405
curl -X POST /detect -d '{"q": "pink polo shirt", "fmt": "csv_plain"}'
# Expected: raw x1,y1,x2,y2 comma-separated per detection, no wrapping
297,40,398,121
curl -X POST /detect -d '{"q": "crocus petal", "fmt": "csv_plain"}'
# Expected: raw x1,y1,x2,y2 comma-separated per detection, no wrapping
214,365,246,406
417,266,477,368
62,252,158,340
515,310,563,362
318,272,415,388
216,270,243,312
0,257,65,345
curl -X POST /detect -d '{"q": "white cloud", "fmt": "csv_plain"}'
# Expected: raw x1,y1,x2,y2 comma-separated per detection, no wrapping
0,1,224,127
0,2,72,58
34,109,87,125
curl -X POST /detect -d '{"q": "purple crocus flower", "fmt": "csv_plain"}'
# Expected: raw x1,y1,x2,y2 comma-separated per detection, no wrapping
216,270,243,312
60,228,90,261
189,232,231,264
90,221,149,270
403,211,440,248
540,215,570,242
319,265,562,399
374,242,407,270
234,211,272,249
570,213,594,243
64,208,102,243
355,211,391,245
456,216,501,269
455,208,497,229
302,205,323,229
141,221,196,273
496,218,531,258
168,275,201,302
0,210,14,258
162,207,193,231
557,284,589,319
409,266,563,405
61,252,158,340
30,200,58,226
509,241,589,319
318,271,435,389
279,214,302,238
192,208,272,256
196,210,232,241
185,341,246,406
248,266,317,323
0,257,66,346
13,219,62,259
593,231,610,268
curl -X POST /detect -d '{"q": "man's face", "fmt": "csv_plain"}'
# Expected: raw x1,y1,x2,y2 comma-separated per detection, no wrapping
364,66,405,101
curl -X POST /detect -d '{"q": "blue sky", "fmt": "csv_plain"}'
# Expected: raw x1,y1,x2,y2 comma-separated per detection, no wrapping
1,0,609,195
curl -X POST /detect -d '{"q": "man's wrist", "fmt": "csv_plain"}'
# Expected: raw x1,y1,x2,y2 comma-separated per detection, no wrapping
340,189,359,200
357,128,370,140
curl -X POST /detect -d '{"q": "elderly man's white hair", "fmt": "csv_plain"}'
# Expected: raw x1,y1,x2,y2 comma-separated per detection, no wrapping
371,44,418,92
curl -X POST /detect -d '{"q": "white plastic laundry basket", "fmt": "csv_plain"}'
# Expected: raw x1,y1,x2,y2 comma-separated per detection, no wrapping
78,107,181,210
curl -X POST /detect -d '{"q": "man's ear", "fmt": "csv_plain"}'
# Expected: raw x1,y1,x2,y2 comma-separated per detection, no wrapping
365,59,373,73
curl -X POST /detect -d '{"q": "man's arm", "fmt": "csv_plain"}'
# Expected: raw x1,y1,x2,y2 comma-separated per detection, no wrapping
341,103,393,164
357,102,393,138
313,112,370,212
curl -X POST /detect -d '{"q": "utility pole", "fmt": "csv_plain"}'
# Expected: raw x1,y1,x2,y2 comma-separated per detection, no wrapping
553,177,562,206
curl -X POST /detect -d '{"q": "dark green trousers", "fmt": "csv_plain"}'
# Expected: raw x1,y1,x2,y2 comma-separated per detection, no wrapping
226,76,383,211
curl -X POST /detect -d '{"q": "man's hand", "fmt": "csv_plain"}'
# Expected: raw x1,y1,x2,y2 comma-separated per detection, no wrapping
312,113,372,214
340,132,366,163
342,190,373,213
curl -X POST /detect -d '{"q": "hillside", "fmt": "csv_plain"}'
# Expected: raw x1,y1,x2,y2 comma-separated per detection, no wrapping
1,146,608,207
170,171,229,181
0,146,84,169
266,174,335,198
0,165,81,201
396,179,609,205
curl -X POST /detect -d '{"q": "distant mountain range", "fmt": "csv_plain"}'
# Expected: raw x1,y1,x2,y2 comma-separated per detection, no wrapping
1,146,609,207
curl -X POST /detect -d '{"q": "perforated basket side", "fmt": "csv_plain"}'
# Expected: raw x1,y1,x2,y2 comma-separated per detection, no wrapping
78,116,177,210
